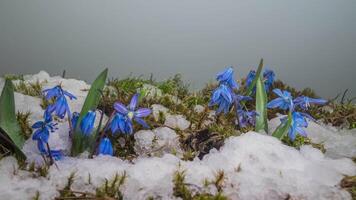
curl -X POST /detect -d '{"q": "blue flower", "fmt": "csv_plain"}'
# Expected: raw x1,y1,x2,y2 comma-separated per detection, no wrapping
293,96,327,110
32,112,58,143
36,140,62,160
110,113,133,134
216,67,239,89
237,110,257,127
267,89,294,111
281,112,309,141
80,110,96,136
113,93,151,133
71,112,80,129
209,84,235,114
234,94,253,110
245,69,275,92
98,137,113,156
43,86,76,119
263,69,275,91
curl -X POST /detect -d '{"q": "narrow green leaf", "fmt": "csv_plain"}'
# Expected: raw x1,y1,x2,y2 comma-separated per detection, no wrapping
245,58,263,96
71,69,108,156
0,79,26,160
0,127,26,160
272,111,292,139
255,75,268,133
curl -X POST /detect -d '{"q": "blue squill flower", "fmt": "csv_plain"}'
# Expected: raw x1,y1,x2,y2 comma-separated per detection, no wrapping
110,113,133,134
263,69,275,91
71,112,80,129
245,69,275,92
293,96,327,110
43,86,76,119
281,112,308,141
32,113,58,143
209,84,235,114
216,67,239,89
98,137,113,156
267,89,294,111
237,110,257,127
80,110,96,136
113,93,151,132
234,94,253,110
36,140,62,160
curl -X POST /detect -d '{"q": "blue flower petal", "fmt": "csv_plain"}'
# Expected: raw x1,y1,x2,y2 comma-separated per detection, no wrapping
114,102,128,115
98,137,113,156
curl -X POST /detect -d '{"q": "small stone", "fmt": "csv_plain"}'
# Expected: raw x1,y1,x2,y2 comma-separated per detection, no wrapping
164,114,190,130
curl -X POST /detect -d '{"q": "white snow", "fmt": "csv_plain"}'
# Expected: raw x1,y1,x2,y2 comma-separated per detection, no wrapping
0,132,355,200
134,127,182,157
269,115,356,159
164,114,191,131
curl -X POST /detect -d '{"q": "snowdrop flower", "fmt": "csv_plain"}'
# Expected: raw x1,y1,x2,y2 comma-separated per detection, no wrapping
80,110,96,136
267,89,294,111
43,85,76,119
110,113,133,134
113,93,152,131
281,112,308,141
216,67,239,89
209,84,235,114
293,96,327,110
98,137,113,156
237,110,257,127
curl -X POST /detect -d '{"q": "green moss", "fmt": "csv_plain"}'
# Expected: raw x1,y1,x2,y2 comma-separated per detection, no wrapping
58,172,76,198
3,74,24,81
95,172,127,199
14,80,43,97
173,169,228,200
16,111,32,140
31,191,40,200
341,175,356,199
281,135,326,152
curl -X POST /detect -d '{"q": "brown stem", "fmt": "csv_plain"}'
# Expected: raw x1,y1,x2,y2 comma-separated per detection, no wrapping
46,142,54,165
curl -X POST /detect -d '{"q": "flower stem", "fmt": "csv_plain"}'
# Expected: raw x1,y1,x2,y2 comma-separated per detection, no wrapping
90,111,115,157
45,142,54,165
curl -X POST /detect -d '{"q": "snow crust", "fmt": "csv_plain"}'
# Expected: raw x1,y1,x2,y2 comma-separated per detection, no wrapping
269,115,356,159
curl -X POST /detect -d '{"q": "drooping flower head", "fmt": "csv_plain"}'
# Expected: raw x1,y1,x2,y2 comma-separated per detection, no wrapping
234,94,253,110
245,69,275,92
43,85,76,119
281,112,309,141
32,111,58,144
112,93,151,134
110,113,133,135
80,110,96,136
267,89,294,111
293,96,327,110
98,137,113,156
237,110,257,127
36,140,63,160
216,67,239,89
209,84,235,114
71,112,80,129
263,69,275,91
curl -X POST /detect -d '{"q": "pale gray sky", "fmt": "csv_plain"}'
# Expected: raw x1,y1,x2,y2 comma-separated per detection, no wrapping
0,0,355,99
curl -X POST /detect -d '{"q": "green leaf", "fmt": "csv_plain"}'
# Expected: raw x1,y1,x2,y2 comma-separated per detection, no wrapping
0,79,26,160
245,58,263,96
255,75,268,133
71,69,108,156
272,111,292,139
0,127,26,160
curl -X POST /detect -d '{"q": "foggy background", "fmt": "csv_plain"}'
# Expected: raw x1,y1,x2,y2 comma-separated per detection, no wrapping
0,0,355,99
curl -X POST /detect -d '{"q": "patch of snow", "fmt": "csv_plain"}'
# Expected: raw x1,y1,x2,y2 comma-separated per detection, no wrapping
134,127,182,157
269,116,356,159
164,114,191,130
0,132,355,199
193,105,205,113
151,104,169,121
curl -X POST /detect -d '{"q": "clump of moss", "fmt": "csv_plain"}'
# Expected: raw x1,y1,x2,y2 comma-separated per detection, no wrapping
281,135,326,153
58,172,76,198
3,74,24,81
156,74,189,99
173,169,228,200
16,111,32,140
341,175,356,199
95,172,127,199
14,80,43,97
